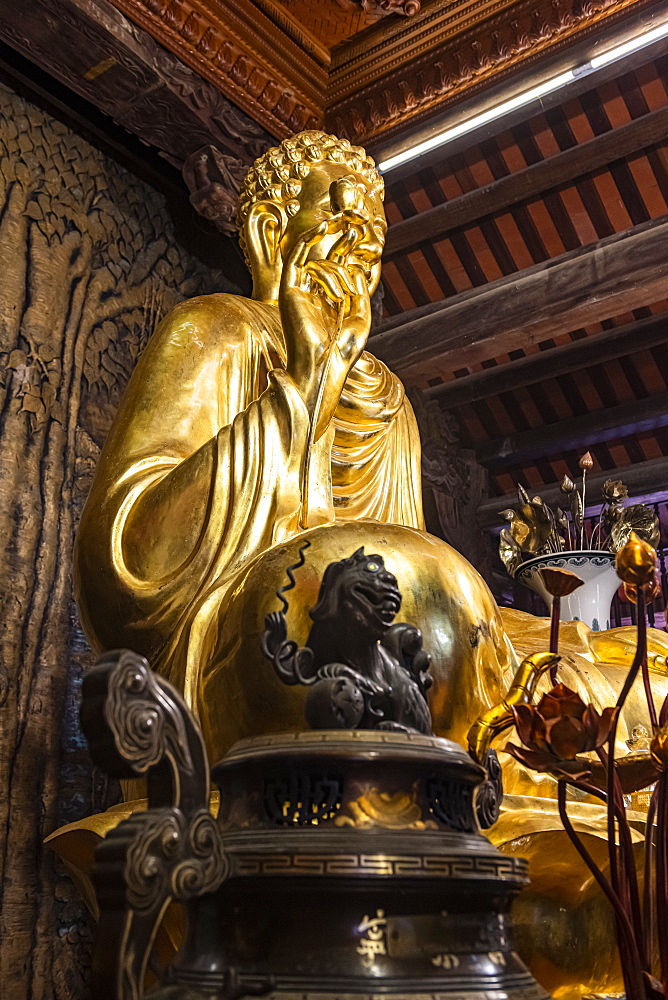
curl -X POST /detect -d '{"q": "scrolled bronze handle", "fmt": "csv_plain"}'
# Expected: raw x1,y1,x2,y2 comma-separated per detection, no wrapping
81,649,227,1000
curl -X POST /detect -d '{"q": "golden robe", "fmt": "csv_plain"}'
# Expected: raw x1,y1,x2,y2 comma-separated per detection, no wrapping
74,294,424,718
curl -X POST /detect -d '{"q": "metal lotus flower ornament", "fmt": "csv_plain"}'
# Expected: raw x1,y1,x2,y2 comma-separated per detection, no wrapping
609,503,662,553
499,459,659,578
467,533,668,999
504,683,617,780
500,487,554,557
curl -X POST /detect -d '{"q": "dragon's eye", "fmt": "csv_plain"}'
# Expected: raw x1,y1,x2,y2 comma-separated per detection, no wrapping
366,561,380,572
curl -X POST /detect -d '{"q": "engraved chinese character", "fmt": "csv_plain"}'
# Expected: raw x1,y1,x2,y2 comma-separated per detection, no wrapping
431,953,460,969
356,908,387,968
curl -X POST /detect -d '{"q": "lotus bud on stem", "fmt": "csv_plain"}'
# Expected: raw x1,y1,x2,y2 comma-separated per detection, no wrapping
620,534,663,797
579,451,594,548
559,475,575,547
616,531,661,730
616,531,659,587
540,567,584,681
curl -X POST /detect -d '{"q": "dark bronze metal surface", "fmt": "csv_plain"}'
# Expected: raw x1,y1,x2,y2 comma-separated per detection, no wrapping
83,654,549,1000
81,649,228,1000
262,547,433,734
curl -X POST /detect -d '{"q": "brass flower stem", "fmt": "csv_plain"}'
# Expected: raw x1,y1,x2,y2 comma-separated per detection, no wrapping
642,653,659,731
557,780,646,998
572,776,644,904
580,468,587,549
609,586,647,753
549,597,560,681
601,591,648,971
598,744,620,899
657,774,668,992
578,774,643,938
643,790,657,972
619,785,644,948
596,744,643,943
655,693,668,993
631,587,659,961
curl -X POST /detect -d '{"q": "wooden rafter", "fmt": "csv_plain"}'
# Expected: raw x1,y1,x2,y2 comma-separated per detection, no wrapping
384,105,668,258
477,455,668,526
427,313,668,408
476,389,668,468
371,214,668,379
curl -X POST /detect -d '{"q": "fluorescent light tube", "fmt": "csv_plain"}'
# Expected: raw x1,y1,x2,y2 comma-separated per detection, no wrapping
378,70,575,172
378,17,668,173
590,20,668,68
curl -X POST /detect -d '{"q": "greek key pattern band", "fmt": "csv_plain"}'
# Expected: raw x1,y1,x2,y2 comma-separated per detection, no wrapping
263,987,546,1000
228,852,528,880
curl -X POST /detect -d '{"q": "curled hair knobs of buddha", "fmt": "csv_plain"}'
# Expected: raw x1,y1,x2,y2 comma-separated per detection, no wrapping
235,130,384,267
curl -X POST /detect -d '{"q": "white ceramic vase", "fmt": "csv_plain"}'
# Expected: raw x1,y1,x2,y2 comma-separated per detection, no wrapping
515,550,619,631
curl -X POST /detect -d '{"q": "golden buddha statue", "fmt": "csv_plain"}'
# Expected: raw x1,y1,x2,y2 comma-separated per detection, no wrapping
72,129,516,763
53,130,668,998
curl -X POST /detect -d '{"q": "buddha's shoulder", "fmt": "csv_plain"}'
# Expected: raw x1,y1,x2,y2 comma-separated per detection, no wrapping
155,293,272,345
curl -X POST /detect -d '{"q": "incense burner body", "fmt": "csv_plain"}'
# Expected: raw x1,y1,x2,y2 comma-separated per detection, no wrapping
78,650,548,1000
166,731,547,1000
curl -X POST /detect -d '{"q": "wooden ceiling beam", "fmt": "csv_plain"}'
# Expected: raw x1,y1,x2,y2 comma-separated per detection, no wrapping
476,389,668,469
477,455,668,527
371,214,668,379
0,0,273,168
105,0,325,138
1,0,663,160
384,105,668,259
426,313,668,409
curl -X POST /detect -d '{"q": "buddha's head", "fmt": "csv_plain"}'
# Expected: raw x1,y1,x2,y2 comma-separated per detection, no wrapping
237,130,386,303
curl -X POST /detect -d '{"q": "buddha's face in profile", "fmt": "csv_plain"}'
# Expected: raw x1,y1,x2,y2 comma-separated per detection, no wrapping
281,162,387,297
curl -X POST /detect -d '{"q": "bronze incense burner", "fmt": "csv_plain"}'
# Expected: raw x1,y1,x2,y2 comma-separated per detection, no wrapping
81,648,548,1000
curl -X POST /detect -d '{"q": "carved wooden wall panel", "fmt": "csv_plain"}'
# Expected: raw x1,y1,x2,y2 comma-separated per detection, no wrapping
408,390,495,586
0,82,227,1000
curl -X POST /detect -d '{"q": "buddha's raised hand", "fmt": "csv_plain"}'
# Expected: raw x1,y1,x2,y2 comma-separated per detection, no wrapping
279,210,372,439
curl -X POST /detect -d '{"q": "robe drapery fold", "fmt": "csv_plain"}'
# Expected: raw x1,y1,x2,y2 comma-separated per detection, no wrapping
74,293,424,714
332,352,423,527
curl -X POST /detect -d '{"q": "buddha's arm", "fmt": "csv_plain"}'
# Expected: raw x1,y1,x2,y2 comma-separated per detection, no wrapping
280,218,373,444
119,369,309,585
75,295,318,658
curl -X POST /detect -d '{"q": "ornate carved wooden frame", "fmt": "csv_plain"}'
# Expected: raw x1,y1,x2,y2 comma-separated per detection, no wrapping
329,0,654,144
105,0,327,138
105,0,658,146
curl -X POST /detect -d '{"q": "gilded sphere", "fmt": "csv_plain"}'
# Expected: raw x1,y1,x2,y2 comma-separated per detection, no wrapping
196,519,516,764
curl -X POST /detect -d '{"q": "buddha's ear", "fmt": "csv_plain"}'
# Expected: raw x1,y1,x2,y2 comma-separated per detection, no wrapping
245,201,285,268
